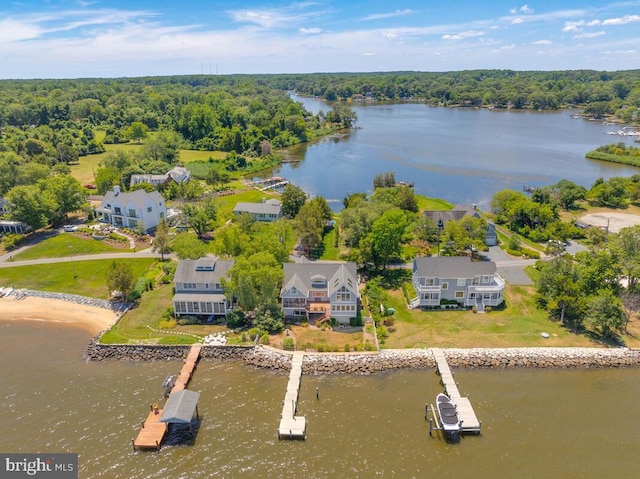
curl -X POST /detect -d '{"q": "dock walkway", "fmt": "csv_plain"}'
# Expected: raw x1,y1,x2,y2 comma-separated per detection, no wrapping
278,351,306,440
133,343,202,451
431,348,481,434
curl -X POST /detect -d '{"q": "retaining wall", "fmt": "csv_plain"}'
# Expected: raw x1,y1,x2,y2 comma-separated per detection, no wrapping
85,340,640,373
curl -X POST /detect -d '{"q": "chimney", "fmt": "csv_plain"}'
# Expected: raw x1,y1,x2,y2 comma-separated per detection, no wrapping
114,185,120,196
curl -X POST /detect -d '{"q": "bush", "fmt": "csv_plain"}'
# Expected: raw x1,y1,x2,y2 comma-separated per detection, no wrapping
226,309,246,329
248,328,260,341
283,337,294,350
364,340,374,351
383,316,395,327
159,319,177,329
349,315,363,327
177,315,199,325
344,343,351,352
252,304,285,334
377,325,389,340
316,343,325,352
2,233,26,250
260,332,270,345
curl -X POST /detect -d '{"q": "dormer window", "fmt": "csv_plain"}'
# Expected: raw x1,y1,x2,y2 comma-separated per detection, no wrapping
311,275,326,288
291,287,298,295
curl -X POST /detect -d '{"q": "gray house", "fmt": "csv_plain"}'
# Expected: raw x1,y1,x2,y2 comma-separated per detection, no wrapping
422,205,497,246
233,198,282,222
411,256,505,311
281,259,360,324
173,257,235,318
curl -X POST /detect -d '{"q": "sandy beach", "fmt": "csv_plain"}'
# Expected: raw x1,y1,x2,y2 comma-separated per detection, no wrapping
0,296,118,335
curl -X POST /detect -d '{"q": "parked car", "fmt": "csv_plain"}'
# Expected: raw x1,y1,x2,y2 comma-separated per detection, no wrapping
63,225,77,232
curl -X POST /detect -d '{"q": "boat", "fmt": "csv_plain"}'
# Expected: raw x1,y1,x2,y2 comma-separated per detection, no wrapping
436,393,461,440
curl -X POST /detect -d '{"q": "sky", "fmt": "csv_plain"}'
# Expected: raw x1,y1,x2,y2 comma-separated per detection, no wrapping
1,0,639,79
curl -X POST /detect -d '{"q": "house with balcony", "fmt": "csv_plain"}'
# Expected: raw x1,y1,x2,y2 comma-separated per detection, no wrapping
173,257,235,318
233,198,282,222
96,186,166,232
411,256,505,312
422,204,497,247
281,259,360,324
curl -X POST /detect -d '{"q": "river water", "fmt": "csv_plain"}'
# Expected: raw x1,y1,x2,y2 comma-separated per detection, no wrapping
282,96,639,210
1,321,639,478
3,101,640,477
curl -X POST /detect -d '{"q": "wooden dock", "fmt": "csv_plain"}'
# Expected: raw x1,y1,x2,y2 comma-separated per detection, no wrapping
431,348,481,434
133,343,203,451
133,405,167,451
278,351,306,440
171,343,202,394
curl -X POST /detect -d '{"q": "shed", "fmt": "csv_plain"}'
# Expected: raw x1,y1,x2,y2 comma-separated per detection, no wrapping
160,390,200,424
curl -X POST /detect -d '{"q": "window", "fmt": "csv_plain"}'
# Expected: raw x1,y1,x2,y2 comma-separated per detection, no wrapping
472,277,480,285
311,276,326,287
455,291,464,299
114,207,121,215
424,278,435,286
183,283,197,289
205,283,209,289
469,293,476,300
482,275,491,284
337,292,351,302
457,278,466,287
147,206,152,213
441,282,448,290
290,287,298,295
128,209,137,218
311,291,325,298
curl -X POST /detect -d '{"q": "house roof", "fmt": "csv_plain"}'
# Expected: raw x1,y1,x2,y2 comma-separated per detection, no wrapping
413,256,496,278
234,199,282,216
174,257,235,284
281,259,358,296
167,165,191,183
422,204,480,223
160,390,200,424
100,188,165,210
130,174,168,186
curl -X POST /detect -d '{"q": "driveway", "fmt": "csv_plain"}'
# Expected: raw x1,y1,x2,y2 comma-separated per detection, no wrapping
480,246,536,285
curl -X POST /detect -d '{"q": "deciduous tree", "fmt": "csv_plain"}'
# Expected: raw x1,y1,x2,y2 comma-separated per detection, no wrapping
106,261,134,300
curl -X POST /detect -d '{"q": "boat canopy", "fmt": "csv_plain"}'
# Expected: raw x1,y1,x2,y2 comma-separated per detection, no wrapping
160,390,200,424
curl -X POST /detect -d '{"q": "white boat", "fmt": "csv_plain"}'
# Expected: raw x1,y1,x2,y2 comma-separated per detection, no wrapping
436,393,461,439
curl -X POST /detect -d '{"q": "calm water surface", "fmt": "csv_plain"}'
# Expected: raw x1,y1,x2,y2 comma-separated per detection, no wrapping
1,322,639,478
282,97,639,209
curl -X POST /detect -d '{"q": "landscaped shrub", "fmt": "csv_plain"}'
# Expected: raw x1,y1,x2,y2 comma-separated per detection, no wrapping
349,315,363,327
248,327,260,341
226,309,246,329
177,315,199,325
260,332,270,345
316,343,325,352
2,233,26,250
252,304,285,334
383,316,395,327
283,337,294,350
364,340,374,351
344,343,351,352
377,325,389,341
159,319,177,329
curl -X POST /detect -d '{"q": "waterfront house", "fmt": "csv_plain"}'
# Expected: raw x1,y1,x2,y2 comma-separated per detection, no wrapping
281,259,360,324
173,257,235,318
96,186,166,232
411,256,505,311
233,198,283,222
422,205,498,247
130,165,191,188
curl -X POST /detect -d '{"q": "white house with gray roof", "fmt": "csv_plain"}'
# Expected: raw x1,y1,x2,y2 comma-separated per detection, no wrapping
233,198,282,222
173,257,235,318
280,259,360,324
130,165,191,188
96,186,166,232
411,256,505,311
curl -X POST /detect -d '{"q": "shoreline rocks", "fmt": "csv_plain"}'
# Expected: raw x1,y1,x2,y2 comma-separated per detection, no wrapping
84,340,640,373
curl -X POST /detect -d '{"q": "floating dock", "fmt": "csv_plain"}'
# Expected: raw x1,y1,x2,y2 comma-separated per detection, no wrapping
430,348,481,435
278,351,306,440
133,343,202,451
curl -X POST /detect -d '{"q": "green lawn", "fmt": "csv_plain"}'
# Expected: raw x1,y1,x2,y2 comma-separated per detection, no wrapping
14,233,131,261
416,196,453,211
379,284,599,349
215,189,280,223
0,258,155,299
320,228,340,260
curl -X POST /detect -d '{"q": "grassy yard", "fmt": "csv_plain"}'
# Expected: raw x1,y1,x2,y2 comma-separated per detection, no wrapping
13,233,131,260
289,324,363,352
214,188,280,223
319,228,340,260
416,196,453,211
379,284,600,349
0,258,155,299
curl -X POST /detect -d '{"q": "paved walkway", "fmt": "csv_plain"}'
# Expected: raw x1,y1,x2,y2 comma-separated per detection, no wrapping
0,249,160,268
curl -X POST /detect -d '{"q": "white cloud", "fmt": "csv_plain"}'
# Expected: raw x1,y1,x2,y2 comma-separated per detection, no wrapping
382,30,399,39
510,4,534,15
299,27,322,34
602,15,640,25
360,9,416,22
511,18,524,25
573,31,606,39
532,40,552,45
442,30,484,40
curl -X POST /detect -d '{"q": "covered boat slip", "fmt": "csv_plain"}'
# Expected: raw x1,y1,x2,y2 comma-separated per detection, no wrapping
132,344,202,451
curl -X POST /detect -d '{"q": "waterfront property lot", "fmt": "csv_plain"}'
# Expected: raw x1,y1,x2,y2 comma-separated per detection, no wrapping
13,233,130,260
0,258,155,299
381,285,604,349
